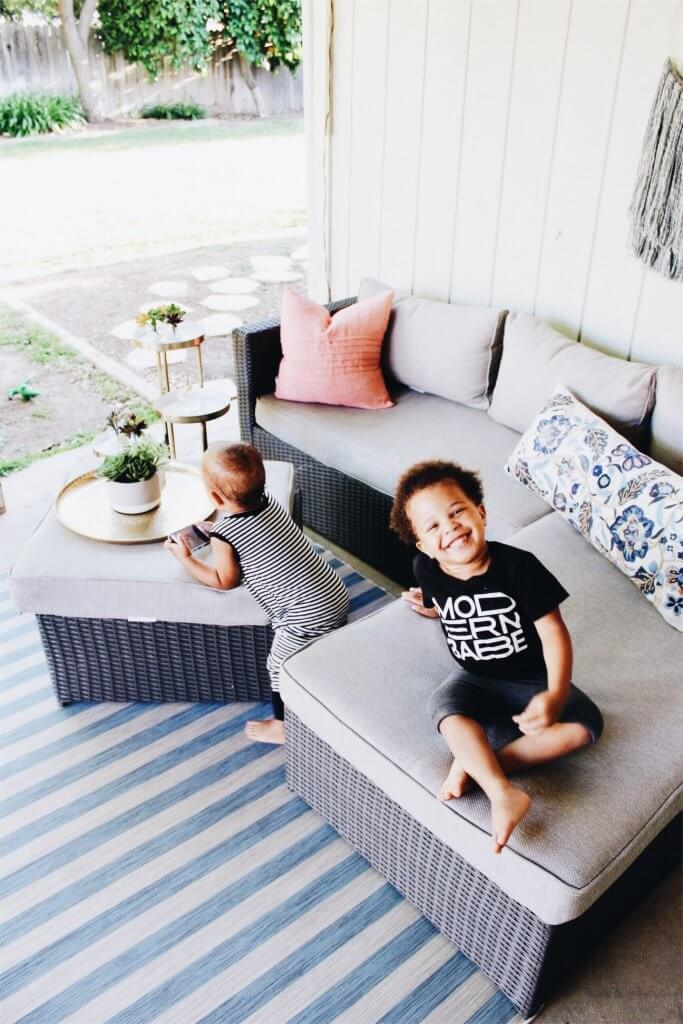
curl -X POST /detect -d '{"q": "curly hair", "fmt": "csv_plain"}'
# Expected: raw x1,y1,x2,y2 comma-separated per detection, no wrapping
390,460,484,545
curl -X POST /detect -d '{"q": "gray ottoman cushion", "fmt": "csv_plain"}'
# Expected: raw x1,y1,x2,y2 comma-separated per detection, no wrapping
10,459,295,627
280,512,683,924
256,389,549,539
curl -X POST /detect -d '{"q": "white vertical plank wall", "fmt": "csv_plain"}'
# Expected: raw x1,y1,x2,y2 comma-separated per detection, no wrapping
302,0,682,367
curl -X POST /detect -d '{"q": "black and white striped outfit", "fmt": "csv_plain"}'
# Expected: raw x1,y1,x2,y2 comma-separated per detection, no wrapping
210,493,349,691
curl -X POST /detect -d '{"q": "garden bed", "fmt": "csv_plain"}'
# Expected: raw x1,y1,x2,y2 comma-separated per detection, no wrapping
0,307,155,476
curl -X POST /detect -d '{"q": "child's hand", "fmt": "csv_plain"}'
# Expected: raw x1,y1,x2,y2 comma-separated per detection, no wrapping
401,587,439,618
164,536,192,562
513,691,563,735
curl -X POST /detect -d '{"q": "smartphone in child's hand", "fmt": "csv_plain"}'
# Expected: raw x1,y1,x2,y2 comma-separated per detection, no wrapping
168,523,211,552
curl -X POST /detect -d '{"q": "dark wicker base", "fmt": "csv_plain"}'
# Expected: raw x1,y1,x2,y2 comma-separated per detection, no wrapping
285,708,681,1017
254,427,414,586
37,614,274,705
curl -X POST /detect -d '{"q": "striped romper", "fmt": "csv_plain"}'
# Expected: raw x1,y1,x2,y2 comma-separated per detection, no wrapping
210,492,349,692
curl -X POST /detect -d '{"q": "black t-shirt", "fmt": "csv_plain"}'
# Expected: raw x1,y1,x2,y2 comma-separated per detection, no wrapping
414,541,569,681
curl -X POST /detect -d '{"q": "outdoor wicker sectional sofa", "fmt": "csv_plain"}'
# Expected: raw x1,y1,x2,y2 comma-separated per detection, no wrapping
234,284,683,1018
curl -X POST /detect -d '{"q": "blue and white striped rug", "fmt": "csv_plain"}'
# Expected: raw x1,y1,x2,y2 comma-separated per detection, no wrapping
0,552,521,1024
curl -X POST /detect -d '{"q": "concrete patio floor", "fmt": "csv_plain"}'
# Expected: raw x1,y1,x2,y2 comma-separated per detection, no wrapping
0,434,680,1024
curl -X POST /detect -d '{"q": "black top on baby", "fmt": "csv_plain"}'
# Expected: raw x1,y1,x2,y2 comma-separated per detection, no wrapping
414,541,568,681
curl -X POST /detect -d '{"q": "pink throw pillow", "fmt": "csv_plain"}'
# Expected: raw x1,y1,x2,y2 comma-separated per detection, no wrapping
275,287,394,409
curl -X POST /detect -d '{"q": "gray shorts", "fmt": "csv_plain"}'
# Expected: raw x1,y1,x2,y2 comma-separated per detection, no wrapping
429,669,604,745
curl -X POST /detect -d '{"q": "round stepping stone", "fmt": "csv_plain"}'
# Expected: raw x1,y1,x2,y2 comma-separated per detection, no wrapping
147,280,190,298
196,313,243,337
110,320,140,341
250,255,293,271
291,245,308,261
126,348,187,370
251,269,302,284
209,277,260,294
202,294,260,312
138,301,194,314
190,265,229,282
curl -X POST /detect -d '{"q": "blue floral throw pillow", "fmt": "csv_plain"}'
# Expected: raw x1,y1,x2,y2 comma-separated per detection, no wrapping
506,387,683,632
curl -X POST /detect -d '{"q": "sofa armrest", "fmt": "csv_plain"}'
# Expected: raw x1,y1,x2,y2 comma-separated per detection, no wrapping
232,297,357,442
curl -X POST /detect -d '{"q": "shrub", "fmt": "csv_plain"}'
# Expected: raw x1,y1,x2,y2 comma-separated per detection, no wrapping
140,102,206,120
0,93,85,137
99,436,169,484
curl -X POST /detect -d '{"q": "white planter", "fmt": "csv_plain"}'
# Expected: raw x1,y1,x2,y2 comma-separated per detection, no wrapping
106,472,162,514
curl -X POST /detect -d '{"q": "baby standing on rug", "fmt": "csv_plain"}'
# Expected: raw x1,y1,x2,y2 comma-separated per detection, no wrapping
391,460,603,854
165,443,349,744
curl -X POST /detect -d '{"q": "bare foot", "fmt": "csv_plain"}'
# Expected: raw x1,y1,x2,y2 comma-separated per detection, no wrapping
490,784,531,854
245,719,285,745
438,758,473,801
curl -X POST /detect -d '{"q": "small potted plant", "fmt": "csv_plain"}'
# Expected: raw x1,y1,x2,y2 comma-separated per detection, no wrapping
98,436,169,514
136,304,186,340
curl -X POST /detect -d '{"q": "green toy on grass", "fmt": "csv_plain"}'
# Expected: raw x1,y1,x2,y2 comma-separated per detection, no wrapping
7,381,39,402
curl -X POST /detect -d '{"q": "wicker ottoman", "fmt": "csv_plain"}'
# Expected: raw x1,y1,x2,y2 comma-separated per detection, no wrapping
9,460,297,706
279,516,683,1018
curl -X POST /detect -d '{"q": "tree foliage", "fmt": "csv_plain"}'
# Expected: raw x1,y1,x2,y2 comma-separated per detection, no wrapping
0,0,57,17
220,0,301,72
97,0,219,77
97,0,301,78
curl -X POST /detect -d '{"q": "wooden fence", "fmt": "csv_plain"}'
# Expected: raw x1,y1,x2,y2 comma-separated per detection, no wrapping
0,21,302,117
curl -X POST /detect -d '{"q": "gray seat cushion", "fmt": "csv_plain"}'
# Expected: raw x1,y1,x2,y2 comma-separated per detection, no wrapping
280,512,683,924
256,389,549,540
10,460,295,627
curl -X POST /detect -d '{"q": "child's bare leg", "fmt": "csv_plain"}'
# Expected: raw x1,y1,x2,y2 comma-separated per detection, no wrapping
497,722,591,773
439,714,531,853
440,722,591,796
245,719,285,745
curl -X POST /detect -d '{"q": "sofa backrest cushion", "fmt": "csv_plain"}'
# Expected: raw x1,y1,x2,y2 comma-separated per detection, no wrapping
488,312,656,442
506,386,683,632
275,286,394,410
358,277,502,411
650,365,683,474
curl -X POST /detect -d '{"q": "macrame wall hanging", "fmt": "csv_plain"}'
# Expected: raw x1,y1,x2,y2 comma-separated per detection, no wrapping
629,11,683,282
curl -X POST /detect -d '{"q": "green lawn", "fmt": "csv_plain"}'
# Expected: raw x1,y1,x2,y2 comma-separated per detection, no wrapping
0,116,306,280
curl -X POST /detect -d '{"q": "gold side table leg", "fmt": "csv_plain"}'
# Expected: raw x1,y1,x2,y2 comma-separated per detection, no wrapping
157,351,172,449
168,421,177,459
195,346,204,389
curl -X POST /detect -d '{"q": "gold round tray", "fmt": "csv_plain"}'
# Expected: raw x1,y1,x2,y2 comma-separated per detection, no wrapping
55,462,214,544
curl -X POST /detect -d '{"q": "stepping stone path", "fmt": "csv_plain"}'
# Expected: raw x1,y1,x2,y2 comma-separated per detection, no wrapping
250,255,294,270
110,320,141,341
196,313,243,337
251,269,302,284
147,280,190,298
209,277,260,294
202,295,260,312
190,265,230,282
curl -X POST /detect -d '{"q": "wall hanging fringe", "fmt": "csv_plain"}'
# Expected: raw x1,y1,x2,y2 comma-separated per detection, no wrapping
629,60,683,281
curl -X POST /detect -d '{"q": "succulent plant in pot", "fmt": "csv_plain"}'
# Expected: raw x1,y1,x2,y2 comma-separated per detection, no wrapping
99,436,169,514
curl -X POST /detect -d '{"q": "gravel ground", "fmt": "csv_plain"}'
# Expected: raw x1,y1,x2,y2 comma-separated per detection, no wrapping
8,236,308,392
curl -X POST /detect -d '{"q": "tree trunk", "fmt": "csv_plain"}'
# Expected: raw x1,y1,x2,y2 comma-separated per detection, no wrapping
58,0,103,122
239,55,267,118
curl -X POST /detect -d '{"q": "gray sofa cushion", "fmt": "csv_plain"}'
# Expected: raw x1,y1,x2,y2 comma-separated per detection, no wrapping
9,460,295,627
280,512,683,925
488,312,656,441
256,389,549,540
358,277,502,411
651,365,683,474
